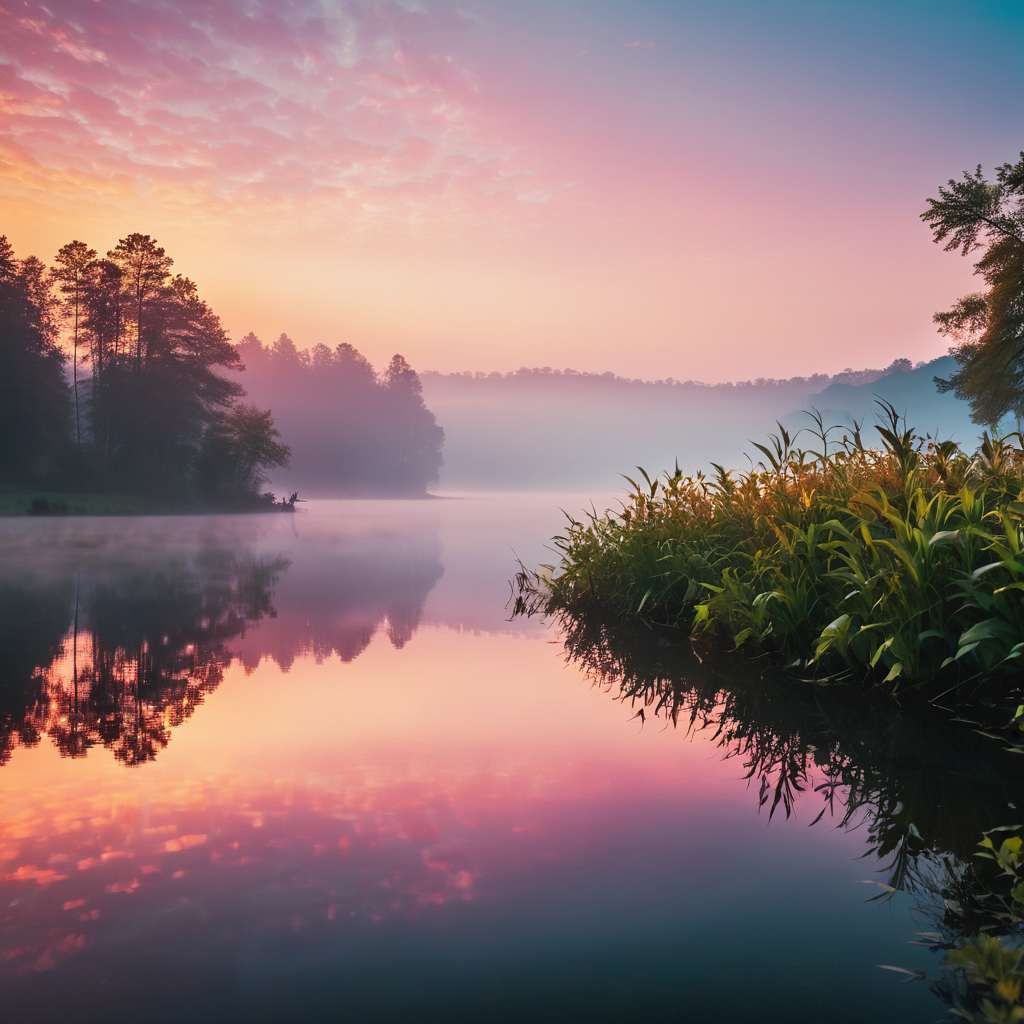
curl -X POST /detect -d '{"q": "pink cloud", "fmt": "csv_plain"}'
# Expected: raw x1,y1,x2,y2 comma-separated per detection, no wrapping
0,0,557,221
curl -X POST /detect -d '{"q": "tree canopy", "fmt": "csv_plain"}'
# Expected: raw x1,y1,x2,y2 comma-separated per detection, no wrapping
0,233,286,505
0,237,70,481
924,153,1024,427
0,231,445,504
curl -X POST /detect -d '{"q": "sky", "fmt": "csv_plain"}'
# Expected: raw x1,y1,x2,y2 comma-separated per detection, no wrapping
1,0,1022,381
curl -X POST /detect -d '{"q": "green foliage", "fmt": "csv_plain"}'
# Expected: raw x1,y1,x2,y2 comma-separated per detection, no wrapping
196,402,291,502
924,154,1024,428
938,835,1024,1024
520,403,1024,690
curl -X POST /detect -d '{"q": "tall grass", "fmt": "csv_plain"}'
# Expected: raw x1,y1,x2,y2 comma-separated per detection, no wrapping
519,402,1024,690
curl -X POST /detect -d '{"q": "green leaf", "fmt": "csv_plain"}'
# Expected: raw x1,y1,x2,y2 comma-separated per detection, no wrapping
869,639,893,669
958,618,1020,645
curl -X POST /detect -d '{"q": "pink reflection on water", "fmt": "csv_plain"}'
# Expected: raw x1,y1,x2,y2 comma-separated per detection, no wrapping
0,626,853,986
0,754,721,977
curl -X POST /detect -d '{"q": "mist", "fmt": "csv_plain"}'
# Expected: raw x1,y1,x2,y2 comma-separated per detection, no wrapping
416,355,983,494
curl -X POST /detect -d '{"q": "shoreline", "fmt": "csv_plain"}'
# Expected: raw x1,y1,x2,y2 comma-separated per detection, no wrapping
0,486,451,517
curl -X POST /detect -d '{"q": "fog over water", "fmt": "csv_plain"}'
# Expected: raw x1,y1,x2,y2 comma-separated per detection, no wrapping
414,356,981,494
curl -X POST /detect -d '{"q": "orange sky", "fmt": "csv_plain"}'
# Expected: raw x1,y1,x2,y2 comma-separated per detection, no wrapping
2,1,1021,379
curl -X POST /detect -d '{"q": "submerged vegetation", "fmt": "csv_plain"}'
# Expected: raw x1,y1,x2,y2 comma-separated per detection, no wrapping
517,403,1024,691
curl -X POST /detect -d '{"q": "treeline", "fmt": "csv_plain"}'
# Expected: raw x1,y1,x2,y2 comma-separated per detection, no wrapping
0,233,289,507
236,333,444,496
422,357,921,391
0,231,445,506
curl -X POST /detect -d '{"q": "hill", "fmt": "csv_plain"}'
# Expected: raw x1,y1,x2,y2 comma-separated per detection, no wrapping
789,356,995,446
420,360,965,492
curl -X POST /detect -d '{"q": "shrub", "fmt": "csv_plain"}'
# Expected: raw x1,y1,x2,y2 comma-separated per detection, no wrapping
519,403,1024,690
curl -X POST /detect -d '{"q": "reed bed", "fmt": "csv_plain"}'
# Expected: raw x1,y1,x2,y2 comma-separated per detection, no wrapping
520,403,1024,691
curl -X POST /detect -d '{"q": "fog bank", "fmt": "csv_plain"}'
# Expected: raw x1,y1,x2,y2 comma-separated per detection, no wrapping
421,358,979,492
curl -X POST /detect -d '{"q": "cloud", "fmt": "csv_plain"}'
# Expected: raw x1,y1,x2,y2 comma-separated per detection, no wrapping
0,0,560,226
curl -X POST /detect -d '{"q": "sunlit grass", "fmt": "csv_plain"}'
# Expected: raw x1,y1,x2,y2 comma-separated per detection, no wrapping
518,402,1024,690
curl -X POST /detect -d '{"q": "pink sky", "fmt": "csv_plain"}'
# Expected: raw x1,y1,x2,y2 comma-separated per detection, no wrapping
2,0,1021,379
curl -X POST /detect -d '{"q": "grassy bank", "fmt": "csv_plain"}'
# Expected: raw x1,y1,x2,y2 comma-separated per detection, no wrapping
518,404,1024,691
0,484,298,516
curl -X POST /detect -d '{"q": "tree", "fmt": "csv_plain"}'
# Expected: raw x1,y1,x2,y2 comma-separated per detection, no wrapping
381,354,445,489
923,153,1024,427
382,353,423,395
107,233,173,371
197,403,291,500
0,236,70,481
53,241,98,447
2,232,291,504
86,263,244,489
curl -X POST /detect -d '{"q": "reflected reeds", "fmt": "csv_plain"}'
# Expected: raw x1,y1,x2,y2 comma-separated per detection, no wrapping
543,605,1024,1022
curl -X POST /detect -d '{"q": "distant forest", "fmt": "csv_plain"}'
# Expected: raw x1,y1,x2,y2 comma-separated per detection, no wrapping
420,357,967,492
236,333,444,497
0,232,444,507
422,357,923,391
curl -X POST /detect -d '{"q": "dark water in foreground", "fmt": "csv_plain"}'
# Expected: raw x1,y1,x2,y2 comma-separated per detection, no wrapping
0,496,1012,1023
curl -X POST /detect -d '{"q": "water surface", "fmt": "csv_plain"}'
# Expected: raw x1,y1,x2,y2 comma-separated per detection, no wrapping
0,496,975,1022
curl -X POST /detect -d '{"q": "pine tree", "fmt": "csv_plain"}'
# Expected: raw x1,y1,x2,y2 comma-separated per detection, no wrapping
0,237,70,481
53,241,98,447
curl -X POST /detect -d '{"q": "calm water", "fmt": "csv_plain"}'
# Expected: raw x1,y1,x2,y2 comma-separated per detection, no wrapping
0,495,1007,1022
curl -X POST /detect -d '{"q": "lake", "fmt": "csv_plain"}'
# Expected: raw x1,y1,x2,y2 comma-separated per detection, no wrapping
0,495,999,1022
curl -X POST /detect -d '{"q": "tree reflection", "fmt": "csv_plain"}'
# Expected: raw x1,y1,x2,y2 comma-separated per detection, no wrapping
1,553,289,766
0,530,445,767
547,608,1024,1022
230,538,444,672
0,576,73,765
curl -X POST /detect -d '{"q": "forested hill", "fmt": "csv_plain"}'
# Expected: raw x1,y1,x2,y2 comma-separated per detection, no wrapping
0,230,444,509
420,360,964,491
236,334,444,497
792,355,987,443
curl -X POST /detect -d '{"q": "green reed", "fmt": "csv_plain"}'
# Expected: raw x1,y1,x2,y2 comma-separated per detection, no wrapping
518,402,1024,690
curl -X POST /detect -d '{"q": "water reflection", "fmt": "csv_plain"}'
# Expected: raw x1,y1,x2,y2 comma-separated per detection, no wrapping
231,530,444,671
0,521,444,767
0,499,984,1023
552,608,1024,1021
1,771,482,978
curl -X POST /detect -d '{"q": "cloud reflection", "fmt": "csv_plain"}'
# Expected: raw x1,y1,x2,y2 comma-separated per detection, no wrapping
0,770,491,977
